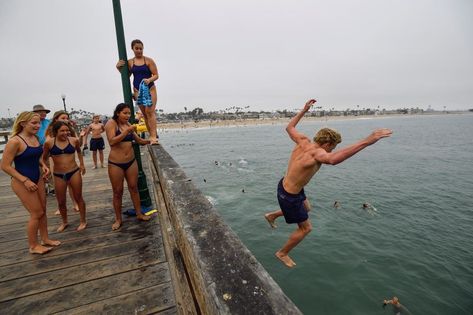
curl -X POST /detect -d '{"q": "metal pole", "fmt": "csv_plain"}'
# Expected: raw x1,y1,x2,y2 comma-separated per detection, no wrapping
112,0,152,207
62,98,67,112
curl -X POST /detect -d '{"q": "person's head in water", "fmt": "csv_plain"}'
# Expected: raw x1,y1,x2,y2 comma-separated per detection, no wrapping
363,203,370,209
314,128,341,152
131,39,144,58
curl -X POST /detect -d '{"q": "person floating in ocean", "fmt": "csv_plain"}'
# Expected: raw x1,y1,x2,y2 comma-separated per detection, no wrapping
264,99,392,268
43,121,87,232
105,103,153,230
83,114,106,169
333,200,340,208
383,296,412,315
116,39,159,144
1,111,61,254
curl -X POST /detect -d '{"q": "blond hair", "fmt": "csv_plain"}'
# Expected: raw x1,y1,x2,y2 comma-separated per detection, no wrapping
314,128,342,145
11,111,40,137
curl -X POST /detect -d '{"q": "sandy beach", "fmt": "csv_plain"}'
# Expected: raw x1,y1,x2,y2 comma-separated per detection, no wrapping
157,112,467,131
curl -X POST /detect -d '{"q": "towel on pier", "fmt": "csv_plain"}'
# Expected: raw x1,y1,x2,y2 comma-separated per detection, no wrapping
123,206,157,216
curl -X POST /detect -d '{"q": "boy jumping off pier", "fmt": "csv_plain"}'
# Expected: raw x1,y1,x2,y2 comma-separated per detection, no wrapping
264,99,392,268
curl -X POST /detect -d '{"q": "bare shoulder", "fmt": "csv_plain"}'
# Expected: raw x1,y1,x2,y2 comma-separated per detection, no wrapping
145,56,156,64
43,137,54,147
105,119,116,129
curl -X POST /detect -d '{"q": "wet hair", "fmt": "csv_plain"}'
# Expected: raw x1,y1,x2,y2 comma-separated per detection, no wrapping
52,121,71,137
131,39,143,49
112,103,131,121
11,111,40,137
313,128,342,145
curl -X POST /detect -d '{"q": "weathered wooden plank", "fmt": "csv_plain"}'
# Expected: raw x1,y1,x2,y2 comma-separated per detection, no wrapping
0,237,162,282
0,209,144,245
0,263,171,314
1,243,165,302
0,221,157,266
0,213,160,254
54,283,176,315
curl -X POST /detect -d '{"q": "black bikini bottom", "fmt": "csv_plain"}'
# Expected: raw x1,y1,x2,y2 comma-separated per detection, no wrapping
108,158,136,171
53,168,80,182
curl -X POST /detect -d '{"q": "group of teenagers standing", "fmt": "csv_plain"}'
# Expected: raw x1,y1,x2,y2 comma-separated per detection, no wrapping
0,39,158,255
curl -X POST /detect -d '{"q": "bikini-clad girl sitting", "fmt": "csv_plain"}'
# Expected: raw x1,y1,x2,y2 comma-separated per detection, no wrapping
105,103,152,230
1,111,61,254
43,121,87,232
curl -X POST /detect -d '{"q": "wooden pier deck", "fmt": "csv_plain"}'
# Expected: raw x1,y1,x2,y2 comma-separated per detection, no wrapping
0,146,178,314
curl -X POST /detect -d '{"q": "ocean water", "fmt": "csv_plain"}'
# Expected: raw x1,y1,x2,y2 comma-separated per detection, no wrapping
159,114,473,315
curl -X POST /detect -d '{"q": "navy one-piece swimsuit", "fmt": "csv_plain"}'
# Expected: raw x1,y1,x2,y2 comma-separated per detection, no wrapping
14,136,43,184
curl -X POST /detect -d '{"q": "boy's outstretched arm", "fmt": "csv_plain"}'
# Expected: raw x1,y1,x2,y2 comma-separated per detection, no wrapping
286,99,316,143
314,128,392,165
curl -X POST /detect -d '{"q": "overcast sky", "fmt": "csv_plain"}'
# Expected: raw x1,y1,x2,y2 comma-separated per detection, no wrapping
1,0,472,117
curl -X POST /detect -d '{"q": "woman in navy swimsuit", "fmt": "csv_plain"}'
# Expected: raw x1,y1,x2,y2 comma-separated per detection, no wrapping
105,103,152,230
1,112,61,254
116,39,159,144
43,121,87,232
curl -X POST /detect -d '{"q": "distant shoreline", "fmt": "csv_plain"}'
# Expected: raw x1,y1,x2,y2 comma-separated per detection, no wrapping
157,111,472,131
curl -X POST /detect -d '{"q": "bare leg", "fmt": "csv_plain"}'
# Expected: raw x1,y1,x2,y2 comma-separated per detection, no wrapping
147,87,159,144
276,220,312,268
12,179,59,254
125,162,151,222
54,176,69,232
69,171,87,231
99,150,104,167
264,209,283,228
92,151,97,168
68,182,79,212
108,163,126,230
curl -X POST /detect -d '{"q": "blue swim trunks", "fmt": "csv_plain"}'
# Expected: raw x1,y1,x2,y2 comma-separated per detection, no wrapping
277,178,308,224
137,80,153,107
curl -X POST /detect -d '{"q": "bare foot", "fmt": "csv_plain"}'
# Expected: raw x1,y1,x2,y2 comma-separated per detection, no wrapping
112,220,122,231
73,208,80,212
275,251,296,268
93,165,97,169
57,223,69,232
137,214,152,222
29,245,53,255
42,239,61,247
264,214,277,228
54,209,60,215
77,222,87,231
101,164,105,168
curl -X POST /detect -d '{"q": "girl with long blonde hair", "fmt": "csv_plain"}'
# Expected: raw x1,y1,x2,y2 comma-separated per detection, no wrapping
1,111,61,254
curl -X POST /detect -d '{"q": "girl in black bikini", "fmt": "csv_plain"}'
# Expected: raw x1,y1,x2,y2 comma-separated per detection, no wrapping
1,112,61,254
105,103,152,230
43,121,87,232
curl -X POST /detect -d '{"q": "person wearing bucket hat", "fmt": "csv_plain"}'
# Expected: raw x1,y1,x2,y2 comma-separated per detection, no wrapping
32,104,51,145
